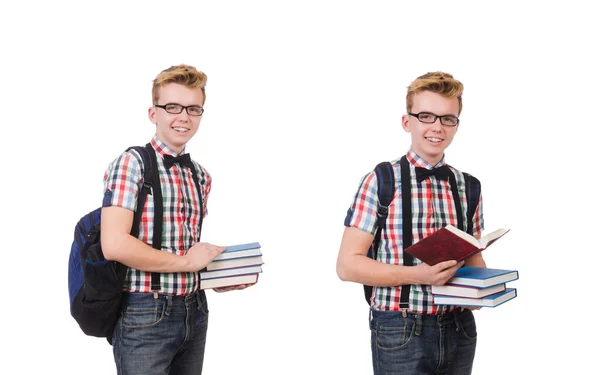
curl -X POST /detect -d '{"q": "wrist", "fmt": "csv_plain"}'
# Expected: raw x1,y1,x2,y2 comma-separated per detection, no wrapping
398,265,422,286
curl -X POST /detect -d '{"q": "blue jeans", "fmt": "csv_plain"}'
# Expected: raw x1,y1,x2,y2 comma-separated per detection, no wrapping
370,308,477,375
113,290,209,375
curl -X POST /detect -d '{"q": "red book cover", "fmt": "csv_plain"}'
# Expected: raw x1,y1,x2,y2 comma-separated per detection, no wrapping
404,225,509,266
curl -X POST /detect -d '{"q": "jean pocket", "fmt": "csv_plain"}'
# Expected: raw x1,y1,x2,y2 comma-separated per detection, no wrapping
457,310,477,340
375,318,415,351
122,300,166,329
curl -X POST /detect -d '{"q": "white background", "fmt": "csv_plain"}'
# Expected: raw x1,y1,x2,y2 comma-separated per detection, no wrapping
1,1,598,373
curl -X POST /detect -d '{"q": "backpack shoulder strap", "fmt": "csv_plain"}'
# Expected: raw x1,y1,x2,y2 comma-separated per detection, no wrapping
363,161,395,304
371,161,395,260
462,172,481,235
126,145,154,237
127,144,163,293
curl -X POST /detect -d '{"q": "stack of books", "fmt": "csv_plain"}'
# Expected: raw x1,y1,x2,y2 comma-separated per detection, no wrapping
402,224,518,308
200,242,263,289
432,267,519,308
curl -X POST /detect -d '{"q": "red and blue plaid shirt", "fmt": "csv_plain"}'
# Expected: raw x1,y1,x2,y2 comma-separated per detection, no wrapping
344,150,484,314
103,135,211,295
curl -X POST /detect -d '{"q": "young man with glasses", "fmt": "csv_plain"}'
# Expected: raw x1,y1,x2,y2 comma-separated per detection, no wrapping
101,64,253,375
337,72,485,374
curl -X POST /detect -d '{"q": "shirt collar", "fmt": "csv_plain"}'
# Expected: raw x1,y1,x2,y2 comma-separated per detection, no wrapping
406,149,447,170
150,135,187,158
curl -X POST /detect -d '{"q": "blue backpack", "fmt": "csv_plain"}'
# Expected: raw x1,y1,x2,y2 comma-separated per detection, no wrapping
68,144,162,341
363,160,481,304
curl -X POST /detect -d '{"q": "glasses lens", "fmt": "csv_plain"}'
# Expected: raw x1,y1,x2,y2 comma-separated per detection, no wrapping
187,106,204,116
164,104,183,114
440,115,458,126
417,113,436,123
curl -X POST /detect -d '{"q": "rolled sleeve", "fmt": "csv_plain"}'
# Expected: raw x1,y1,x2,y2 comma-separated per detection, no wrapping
344,171,379,235
102,150,143,212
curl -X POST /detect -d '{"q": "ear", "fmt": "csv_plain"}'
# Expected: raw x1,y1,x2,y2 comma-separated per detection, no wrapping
148,107,157,124
401,114,411,133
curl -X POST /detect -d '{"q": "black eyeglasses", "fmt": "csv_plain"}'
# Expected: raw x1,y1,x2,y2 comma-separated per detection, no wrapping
408,112,459,127
155,103,204,116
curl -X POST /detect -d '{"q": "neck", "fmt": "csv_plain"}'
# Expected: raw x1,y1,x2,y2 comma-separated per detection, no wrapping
411,148,444,167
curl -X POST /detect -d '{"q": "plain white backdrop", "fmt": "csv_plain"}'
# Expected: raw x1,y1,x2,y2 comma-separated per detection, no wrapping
1,1,598,373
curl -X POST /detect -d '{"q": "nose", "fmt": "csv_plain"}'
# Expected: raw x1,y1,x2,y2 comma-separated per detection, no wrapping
430,117,443,131
177,109,191,122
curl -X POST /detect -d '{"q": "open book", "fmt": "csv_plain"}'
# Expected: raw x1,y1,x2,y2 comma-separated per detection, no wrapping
404,225,510,266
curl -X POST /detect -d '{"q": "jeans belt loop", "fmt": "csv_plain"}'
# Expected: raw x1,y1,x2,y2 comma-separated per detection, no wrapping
415,314,422,336
196,290,202,310
165,295,173,316
453,309,462,332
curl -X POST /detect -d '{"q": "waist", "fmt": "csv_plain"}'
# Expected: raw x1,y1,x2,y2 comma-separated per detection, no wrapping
124,269,200,295
370,307,465,324
123,289,204,304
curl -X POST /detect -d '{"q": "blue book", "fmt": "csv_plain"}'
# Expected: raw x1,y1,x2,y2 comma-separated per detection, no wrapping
448,267,519,288
200,265,263,280
213,242,262,261
433,288,517,307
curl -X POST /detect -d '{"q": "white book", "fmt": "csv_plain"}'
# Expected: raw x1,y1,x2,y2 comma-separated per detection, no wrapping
200,274,259,290
431,283,506,299
207,255,264,271
433,288,517,308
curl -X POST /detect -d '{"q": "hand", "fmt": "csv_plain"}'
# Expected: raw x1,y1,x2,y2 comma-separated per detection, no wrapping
415,260,464,286
185,242,226,271
213,283,256,293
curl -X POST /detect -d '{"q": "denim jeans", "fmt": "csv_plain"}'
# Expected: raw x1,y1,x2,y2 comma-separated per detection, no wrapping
113,290,209,375
370,308,477,375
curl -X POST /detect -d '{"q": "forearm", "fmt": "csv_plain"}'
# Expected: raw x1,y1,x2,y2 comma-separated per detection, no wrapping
465,253,486,268
102,234,193,273
337,253,424,287
100,206,196,273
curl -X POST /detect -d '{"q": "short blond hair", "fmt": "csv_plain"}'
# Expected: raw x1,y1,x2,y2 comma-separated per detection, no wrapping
152,64,207,105
406,72,464,115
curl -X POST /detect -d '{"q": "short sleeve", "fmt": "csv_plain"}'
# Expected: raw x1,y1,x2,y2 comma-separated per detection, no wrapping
343,171,379,235
102,150,143,212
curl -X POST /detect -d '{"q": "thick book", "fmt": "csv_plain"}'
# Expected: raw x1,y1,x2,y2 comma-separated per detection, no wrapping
404,225,510,265
200,265,263,280
206,255,264,272
200,273,259,290
212,242,262,261
431,283,506,298
447,266,519,288
433,288,517,307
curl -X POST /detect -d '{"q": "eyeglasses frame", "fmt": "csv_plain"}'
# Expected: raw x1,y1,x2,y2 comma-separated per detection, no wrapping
408,112,459,127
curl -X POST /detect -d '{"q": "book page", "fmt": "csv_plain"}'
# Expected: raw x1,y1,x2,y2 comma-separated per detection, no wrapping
444,225,480,247
479,228,509,248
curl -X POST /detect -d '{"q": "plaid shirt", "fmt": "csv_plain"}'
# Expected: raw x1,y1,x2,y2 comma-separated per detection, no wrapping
103,135,211,295
344,150,484,314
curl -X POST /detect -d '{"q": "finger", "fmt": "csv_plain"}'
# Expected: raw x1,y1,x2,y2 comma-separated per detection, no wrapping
435,260,458,271
215,246,227,254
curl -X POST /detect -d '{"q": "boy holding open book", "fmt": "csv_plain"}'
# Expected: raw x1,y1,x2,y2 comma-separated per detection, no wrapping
337,72,487,375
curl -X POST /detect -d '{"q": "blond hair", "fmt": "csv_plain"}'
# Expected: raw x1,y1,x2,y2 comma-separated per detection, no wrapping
152,64,207,105
406,72,464,115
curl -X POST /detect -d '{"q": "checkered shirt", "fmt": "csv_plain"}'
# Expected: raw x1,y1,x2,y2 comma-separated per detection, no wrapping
344,150,484,314
102,135,211,295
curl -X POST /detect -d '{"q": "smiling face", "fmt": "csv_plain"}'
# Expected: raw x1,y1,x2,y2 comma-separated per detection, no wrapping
402,90,460,166
148,83,205,154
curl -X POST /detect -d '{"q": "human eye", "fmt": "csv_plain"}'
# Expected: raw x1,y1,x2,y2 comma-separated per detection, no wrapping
165,104,182,113
441,115,458,125
418,113,435,122
188,106,203,115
